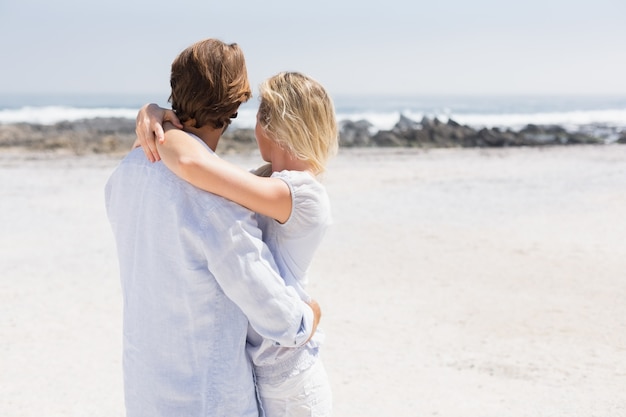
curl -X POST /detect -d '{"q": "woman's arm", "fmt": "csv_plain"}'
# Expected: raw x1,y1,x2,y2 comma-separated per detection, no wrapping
157,128,292,223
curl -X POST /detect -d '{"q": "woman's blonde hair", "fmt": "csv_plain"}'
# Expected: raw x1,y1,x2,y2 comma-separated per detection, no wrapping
257,72,338,174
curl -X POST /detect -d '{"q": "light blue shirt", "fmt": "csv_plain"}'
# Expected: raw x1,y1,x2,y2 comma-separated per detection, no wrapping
105,143,314,417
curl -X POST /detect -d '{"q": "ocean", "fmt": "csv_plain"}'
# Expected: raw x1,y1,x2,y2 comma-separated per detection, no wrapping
2,93,626,140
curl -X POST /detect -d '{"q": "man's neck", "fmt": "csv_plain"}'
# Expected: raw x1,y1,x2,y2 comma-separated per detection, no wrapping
183,121,222,151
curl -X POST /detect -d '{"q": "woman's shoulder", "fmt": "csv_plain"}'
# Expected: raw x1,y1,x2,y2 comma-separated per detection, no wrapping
271,170,327,200
271,170,331,228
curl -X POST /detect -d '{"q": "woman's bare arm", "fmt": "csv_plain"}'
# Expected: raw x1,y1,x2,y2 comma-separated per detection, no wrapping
157,128,292,223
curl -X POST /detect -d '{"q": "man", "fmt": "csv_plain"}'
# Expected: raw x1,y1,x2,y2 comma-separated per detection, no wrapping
105,38,320,417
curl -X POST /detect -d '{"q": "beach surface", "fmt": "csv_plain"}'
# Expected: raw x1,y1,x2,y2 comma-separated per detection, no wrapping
1,145,625,416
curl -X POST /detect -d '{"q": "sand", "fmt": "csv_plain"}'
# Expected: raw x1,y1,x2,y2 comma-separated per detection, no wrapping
1,145,625,417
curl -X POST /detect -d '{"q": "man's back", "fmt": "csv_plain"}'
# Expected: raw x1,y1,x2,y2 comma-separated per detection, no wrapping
105,148,260,416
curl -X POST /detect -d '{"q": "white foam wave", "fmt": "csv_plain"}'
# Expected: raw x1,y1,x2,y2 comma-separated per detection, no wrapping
338,108,626,132
440,109,626,131
0,106,138,125
2,105,626,133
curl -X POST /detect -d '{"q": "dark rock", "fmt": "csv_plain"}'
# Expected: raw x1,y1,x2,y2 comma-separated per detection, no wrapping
219,128,257,154
371,131,407,147
393,114,421,133
339,119,374,147
518,124,601,145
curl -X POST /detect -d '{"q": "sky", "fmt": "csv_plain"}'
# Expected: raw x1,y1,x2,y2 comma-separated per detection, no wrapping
1,0,626,101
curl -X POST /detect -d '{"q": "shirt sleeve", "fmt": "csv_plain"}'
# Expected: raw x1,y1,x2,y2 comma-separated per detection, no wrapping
197,199,314,347
271,170,332,235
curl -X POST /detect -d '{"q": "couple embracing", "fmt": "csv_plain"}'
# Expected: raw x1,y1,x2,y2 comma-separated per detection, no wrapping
105,38,338,417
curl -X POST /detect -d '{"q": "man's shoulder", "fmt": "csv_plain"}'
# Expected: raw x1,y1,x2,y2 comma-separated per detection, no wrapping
163,172,254,222
108,148,255,219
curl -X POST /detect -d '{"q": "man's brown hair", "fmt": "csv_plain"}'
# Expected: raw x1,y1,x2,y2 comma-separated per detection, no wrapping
169,39,251,129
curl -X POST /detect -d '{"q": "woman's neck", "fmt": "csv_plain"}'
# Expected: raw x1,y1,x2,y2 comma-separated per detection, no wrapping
269,146,314,175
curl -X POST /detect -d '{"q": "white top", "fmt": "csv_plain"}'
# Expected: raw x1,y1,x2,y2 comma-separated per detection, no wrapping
247,169,332,383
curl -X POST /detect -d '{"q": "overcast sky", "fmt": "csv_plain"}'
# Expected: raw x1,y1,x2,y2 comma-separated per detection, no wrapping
1,0,625,100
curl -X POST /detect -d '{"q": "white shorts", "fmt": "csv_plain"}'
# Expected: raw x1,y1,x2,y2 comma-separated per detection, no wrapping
257,360,332,417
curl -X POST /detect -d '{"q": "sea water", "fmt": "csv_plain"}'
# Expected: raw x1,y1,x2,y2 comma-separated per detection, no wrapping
1,93,626,137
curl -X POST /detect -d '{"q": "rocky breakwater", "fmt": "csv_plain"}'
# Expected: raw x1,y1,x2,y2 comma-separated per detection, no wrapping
0,118,257,155
0,118,137,154
1,114,625,155
339,114,626,148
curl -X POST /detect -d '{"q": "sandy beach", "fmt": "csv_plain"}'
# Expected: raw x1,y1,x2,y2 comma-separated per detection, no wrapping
1,145,625,417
